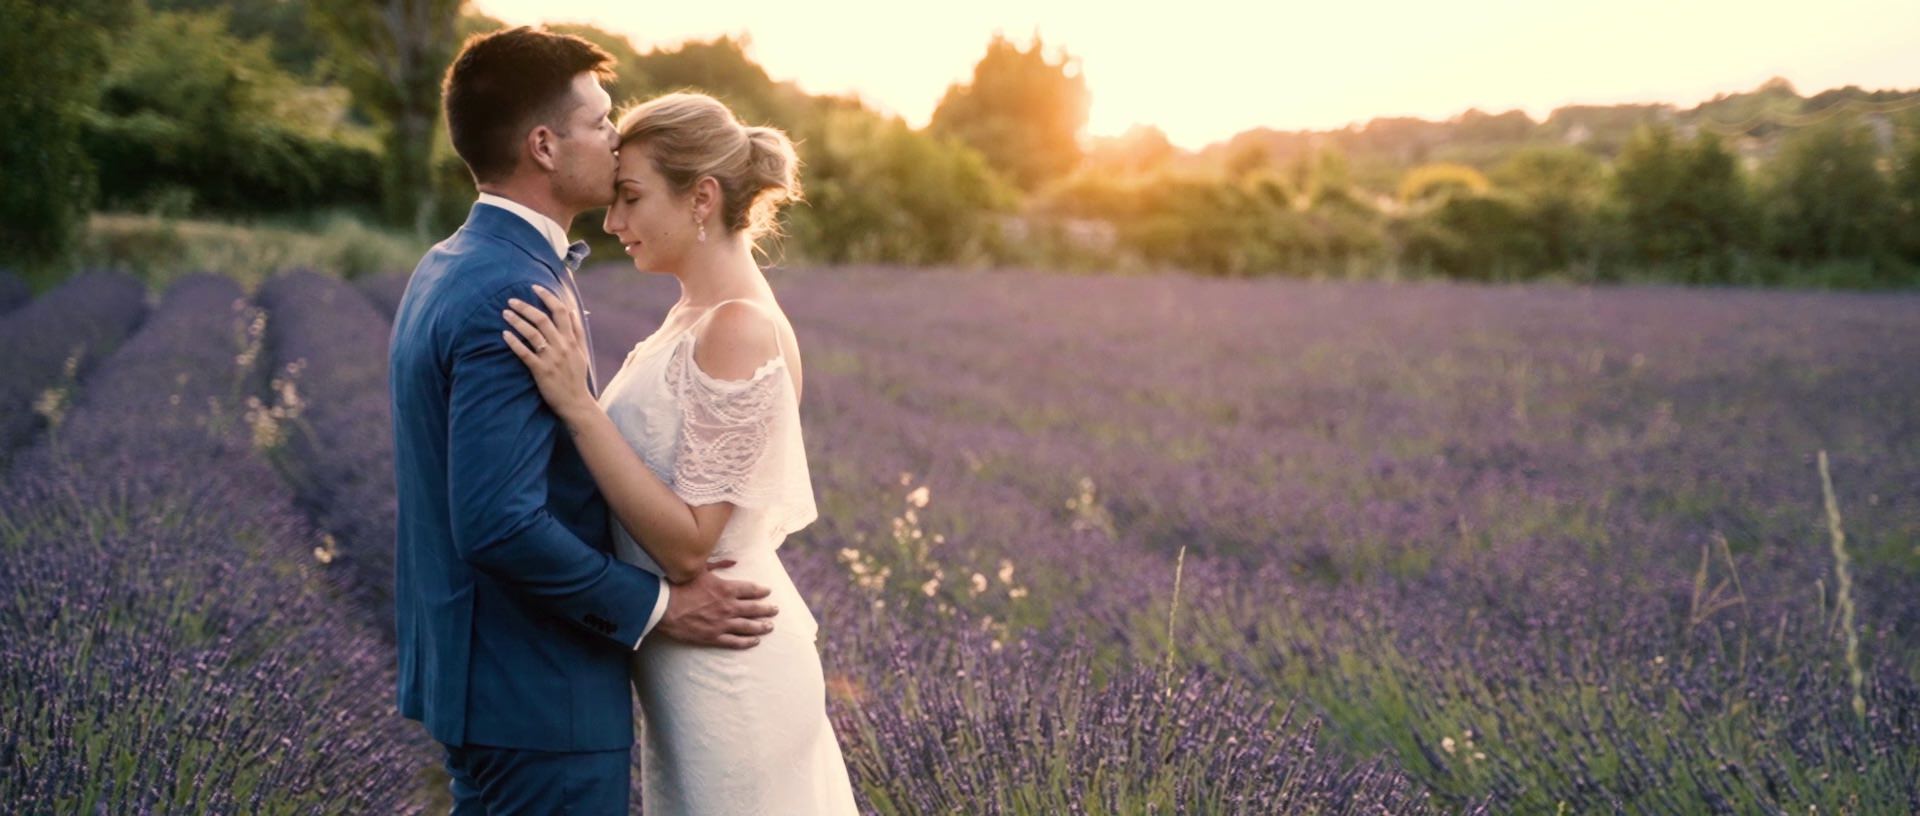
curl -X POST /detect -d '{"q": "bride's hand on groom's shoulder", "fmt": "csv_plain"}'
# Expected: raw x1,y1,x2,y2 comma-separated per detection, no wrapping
501,285,594,421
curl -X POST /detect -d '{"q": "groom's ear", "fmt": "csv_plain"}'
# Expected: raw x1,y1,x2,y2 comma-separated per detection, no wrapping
526,125,560,174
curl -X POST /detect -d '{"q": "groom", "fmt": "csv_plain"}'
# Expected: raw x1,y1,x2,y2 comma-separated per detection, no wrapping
388,27,780,813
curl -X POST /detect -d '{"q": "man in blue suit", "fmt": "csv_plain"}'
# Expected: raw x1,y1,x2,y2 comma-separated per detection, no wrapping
388,27,780,813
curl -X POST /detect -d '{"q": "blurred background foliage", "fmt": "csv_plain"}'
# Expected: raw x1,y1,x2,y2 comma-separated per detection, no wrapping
4,0,1919,288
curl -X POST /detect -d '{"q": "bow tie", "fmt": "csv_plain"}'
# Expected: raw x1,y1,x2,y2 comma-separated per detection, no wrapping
563,240,591,273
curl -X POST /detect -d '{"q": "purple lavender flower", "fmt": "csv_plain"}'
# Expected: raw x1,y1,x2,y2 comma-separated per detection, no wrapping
0,275,433,813
0,271,146,458
0,268,28,316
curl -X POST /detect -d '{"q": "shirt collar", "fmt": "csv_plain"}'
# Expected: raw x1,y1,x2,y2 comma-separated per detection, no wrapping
475,192,571,262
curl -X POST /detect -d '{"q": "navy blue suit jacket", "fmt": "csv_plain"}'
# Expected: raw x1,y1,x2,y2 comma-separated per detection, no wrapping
388,202,663,751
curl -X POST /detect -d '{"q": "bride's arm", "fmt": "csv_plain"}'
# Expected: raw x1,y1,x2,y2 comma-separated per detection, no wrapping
557,394,729,584
501,285,742,584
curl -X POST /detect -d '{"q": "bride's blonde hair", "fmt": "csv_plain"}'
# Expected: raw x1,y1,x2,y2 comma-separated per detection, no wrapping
615,92,802,245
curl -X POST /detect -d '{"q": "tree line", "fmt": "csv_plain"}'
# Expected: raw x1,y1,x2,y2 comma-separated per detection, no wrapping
4,0,1917,287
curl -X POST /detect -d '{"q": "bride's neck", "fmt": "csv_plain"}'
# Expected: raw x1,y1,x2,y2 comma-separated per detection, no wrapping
675,236,765,308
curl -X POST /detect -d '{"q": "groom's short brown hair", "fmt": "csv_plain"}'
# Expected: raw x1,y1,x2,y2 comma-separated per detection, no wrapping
442,26,616,183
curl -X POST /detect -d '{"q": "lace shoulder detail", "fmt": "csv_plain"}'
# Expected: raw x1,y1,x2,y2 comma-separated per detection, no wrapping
663,333,791,508
656,299,818,540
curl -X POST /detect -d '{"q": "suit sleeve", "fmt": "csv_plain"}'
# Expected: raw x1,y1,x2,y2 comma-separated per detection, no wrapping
446,280,664,647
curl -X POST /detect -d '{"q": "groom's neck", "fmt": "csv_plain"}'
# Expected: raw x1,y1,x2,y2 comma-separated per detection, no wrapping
475,182,574,232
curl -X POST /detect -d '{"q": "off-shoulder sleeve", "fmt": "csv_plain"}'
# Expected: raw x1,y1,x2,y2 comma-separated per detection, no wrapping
663,340,818,536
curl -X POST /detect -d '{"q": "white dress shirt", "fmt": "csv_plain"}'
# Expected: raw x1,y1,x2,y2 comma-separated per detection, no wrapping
475,193,671,648
476,193,573,261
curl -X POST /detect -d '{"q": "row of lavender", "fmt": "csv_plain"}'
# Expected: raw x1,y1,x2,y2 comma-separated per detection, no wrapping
0,269,29,315
9,260,1892,812
257,271,403,625
551,265,1920,812
0,276,434,812
0,272,146,458
341,269,1446,812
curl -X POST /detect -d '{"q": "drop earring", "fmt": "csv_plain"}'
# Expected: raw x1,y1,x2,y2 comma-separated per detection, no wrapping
698,222,707,243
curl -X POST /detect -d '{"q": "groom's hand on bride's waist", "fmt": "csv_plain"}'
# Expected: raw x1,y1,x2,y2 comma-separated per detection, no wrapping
655,560,779,649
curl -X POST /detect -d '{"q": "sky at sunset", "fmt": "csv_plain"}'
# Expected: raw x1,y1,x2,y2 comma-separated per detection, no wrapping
473,0,1920,150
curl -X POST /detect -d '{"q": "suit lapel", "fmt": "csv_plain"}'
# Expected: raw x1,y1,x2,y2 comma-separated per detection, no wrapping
460,203,601,395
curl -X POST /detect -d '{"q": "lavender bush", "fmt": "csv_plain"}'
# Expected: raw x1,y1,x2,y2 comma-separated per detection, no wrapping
0,271,146,458
0,276,433,813
820,610,1459,814
575,265,1920,812
0,269,28,316
356,270,411,322
7,262,1914,813
258,269,401,623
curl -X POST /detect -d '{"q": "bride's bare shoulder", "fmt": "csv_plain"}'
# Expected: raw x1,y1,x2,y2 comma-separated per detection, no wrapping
691,299,783,381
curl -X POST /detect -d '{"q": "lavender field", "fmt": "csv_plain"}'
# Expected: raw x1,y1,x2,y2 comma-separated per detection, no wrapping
4,264,1917,814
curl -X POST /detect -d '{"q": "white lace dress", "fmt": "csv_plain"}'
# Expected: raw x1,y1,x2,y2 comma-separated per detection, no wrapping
597,301,857,815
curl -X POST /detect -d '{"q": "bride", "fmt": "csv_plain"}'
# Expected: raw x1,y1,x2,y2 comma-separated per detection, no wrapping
499,91,857,815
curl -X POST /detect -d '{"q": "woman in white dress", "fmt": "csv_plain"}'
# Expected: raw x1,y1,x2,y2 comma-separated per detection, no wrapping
499,91,858,815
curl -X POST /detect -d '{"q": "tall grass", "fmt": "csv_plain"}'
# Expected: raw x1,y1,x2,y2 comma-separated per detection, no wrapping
1818,449,1867,719
76,211,424,290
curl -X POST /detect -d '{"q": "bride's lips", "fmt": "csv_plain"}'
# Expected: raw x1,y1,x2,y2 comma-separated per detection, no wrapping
623,242,640,254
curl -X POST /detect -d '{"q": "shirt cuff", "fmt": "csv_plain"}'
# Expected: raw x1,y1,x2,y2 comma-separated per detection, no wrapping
635,582,670,649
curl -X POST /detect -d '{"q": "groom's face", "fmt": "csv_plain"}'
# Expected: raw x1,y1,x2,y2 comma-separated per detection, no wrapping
544,72,620,211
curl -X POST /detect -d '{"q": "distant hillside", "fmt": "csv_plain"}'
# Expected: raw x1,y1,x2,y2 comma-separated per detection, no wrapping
1164,78,1920,193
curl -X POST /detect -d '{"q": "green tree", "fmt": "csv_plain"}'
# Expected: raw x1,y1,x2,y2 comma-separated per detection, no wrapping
1224,141,1273,181
1451,108,1537,143
310,0,463,234
1764,117,1895,262
1276,147,1366,210
1114,177,1281,276
1612,123,1755,277
82,7,378,215
787,106,1016,264
930,34,1089,191
630,36,807,129
1490,145,1607,269
1083,125,1177,177
152,0,328,76
535,30,813,131
0,0,132,272
1895,131,1920,264
544,22,655,114
1399,192,1547,280
1043,169,1380,277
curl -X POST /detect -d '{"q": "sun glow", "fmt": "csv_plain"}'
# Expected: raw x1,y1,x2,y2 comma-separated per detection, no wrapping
473,0,1920,150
